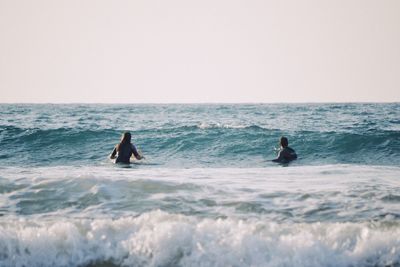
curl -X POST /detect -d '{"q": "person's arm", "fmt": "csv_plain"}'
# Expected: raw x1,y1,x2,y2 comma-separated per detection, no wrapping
131,144,144,160
272,150,284,162
110,146,117,159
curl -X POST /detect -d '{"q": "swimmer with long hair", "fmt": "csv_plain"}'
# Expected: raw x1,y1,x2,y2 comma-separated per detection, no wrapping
110,132,144,163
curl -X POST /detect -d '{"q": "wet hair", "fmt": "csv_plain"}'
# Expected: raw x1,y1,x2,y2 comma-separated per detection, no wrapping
280,136,288,148
117,132,132,152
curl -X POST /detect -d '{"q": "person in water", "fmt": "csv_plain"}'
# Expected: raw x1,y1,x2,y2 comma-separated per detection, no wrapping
272,136,297,163
110,132,144,163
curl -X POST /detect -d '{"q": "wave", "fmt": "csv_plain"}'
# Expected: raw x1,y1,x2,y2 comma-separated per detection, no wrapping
1,164,399,222
0,210,399,267
0,124,399,166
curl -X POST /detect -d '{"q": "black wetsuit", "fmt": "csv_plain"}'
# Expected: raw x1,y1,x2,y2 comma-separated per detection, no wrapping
111,143,141,163
272,146,297,163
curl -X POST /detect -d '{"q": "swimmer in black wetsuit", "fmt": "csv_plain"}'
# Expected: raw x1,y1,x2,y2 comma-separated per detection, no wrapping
272,136,297,163
110,132,144,163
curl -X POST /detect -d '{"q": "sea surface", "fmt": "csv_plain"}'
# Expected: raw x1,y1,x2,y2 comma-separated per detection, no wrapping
0,103,399,267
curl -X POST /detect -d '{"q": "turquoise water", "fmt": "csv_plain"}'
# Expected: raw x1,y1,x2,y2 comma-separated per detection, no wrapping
1,103,399,167
0,103,399,267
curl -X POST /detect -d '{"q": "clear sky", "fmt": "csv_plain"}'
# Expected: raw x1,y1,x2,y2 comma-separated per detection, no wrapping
0,0,399,103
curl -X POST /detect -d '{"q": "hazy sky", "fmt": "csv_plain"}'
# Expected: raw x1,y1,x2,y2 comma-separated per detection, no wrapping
0,0,399,103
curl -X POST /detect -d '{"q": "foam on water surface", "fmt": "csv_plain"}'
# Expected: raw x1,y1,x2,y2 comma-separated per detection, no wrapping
1,104,399,266
1,210,400,267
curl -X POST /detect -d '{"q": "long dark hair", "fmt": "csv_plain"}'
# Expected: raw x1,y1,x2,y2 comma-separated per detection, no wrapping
117,132,132,152
280,136,288,148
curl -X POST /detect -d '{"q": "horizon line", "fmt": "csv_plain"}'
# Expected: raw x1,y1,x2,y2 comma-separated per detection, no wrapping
0,101,399,105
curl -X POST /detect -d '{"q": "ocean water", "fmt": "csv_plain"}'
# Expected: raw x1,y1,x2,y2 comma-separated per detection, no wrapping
0,103,399,267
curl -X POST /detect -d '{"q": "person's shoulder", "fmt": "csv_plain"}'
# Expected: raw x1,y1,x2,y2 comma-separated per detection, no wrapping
286,147,296,152
287,147,297,158
281,147,292,153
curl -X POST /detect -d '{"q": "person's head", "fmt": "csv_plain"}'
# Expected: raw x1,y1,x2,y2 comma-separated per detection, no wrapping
280,136,288,148
120,132,132,144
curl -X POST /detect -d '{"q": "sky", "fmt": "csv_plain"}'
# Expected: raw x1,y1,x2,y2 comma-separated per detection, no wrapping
0,0,399,103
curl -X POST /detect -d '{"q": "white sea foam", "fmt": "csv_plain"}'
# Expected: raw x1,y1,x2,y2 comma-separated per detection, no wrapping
1,210,399,267
197,122,252,129
1,165,400,266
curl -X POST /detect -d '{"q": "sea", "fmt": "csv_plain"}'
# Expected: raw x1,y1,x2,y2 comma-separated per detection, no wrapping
0,103,399,267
